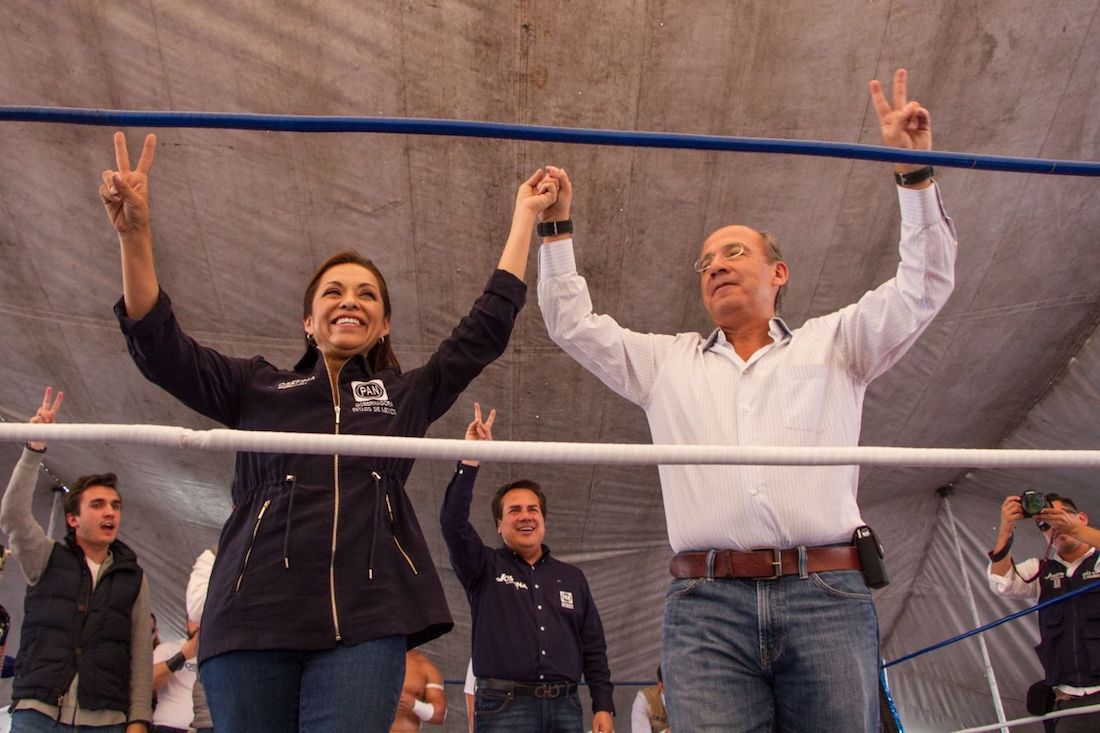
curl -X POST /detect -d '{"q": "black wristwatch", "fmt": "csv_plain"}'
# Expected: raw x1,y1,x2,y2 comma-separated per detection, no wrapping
987,531,1013,562
537,219,573,237
895,167,934,187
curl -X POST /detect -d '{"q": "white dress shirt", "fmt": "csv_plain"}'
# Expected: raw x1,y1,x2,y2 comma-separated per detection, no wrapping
538,184,956,552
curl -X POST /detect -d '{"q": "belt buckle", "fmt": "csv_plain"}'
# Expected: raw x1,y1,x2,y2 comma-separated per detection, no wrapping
753,548,783,580
535,683,562,699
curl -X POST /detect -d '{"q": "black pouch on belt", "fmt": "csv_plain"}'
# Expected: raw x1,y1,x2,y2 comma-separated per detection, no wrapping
853,525,889,589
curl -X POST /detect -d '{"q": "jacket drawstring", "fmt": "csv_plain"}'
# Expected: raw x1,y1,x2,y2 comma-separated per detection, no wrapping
369,471,382,580
282,474,297,568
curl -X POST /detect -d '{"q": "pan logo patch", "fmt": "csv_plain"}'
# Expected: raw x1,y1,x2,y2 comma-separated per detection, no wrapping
351,380,396,415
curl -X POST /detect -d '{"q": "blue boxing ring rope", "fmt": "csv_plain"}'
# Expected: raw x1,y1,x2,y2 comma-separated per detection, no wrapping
1,105,1099,176
884,578,1100,670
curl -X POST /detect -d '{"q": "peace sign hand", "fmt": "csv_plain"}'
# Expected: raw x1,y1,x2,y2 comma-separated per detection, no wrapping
27,386,64,452
460,402,496,468
100,132,157,235
869,68,932,154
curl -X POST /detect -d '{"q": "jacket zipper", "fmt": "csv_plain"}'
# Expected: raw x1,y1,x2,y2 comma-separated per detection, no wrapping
385,493,419,575
325,357,344,642
235,499,271,592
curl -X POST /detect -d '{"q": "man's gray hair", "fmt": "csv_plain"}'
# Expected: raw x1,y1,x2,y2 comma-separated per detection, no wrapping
759,230,786,313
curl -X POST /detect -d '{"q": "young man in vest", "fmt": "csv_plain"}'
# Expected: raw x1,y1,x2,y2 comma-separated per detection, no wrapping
988,492,1100,731
0,388,152,732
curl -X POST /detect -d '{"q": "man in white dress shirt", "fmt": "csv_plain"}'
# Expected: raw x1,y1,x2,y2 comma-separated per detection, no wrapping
536,69,956,731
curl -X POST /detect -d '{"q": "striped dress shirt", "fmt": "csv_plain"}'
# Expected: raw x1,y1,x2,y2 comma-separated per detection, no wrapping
538,184,957,553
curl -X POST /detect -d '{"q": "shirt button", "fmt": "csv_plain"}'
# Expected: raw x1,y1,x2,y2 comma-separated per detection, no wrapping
537,605,542,610
540,675,545,680
750,489,758,496
540,626,545,631
541,650,546,655
534,584,539,589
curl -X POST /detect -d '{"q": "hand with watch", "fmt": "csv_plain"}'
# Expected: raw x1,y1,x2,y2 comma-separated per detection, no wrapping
869,68,934,189
538,165,574,240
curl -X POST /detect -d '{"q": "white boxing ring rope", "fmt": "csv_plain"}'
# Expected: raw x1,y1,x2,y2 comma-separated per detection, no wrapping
8,420,1100,731
2,422,1100,468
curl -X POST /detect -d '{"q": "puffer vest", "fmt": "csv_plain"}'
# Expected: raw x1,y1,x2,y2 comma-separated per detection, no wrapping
13,536,143,712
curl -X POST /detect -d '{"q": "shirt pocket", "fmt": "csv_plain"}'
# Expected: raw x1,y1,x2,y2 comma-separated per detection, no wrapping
777,363,827,432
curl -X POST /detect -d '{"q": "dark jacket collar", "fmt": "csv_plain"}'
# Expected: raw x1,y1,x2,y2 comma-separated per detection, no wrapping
293,346,374,377
63,533,139,568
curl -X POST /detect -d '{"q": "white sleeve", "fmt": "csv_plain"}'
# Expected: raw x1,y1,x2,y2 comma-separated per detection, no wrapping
837,183,957,384
464,659,475,695
186,549,216,624
538,240,676,408
630,690,652,733
988,558,1041,599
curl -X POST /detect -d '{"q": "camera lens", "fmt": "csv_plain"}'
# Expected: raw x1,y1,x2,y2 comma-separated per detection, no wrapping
1021,491,1048,517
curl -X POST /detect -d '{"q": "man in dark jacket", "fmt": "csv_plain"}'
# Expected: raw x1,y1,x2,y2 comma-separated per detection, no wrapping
441,404,614,733
0,388,152,732
988,492,1100,731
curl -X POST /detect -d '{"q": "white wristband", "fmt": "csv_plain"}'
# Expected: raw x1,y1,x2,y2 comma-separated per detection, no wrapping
412,699,435,722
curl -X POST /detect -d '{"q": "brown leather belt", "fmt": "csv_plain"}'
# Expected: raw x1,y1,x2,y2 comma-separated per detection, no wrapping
669,546,861,580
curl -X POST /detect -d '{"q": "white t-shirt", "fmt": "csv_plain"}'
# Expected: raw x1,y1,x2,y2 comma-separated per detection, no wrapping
152,640,197,729
464,659,475,695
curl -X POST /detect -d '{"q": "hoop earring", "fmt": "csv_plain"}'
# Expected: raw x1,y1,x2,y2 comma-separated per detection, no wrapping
306,333,316,346
378,336,385,345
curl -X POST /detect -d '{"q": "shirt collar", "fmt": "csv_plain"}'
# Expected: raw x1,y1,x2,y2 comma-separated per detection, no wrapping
1055,545,1097,569
703,317,792,352
506,544,551,566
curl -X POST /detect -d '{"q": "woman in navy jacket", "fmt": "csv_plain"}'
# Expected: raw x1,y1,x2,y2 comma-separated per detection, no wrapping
100,132,560,732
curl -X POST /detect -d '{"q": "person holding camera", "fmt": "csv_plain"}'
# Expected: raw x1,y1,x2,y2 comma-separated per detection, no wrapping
988,492,1100,731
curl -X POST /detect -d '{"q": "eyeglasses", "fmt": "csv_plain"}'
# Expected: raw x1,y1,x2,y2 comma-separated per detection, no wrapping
694,242,746,273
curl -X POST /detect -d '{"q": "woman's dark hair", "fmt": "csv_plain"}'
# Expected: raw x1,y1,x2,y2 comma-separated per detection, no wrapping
302,251,400,372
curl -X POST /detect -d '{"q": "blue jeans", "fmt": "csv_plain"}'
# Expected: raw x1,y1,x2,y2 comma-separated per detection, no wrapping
10,709,125,732
474,687,584,733
662,568,879,732
199,635,405,733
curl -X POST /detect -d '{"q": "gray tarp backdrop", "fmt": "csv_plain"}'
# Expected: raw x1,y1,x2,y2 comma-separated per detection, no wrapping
1,2,1099,730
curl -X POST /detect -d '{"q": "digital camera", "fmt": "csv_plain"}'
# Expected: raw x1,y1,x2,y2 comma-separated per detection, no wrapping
1020,490,1051,518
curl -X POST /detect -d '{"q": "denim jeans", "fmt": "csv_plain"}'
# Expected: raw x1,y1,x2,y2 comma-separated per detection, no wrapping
199,635,405,733
662,567,879,732
473,687,584,733
10,709,126,733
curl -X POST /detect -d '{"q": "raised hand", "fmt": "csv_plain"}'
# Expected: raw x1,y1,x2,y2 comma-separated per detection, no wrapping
869,68,931,153
460,402,496,468
540,165,573,223
516,168,559,216
1038,505,1082,537
27,386,64,452
100,132,157,235
464,401,496,442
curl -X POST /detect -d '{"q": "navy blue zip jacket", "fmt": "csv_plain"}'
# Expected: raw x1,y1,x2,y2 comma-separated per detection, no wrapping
116,270,525,660
440,464,615,715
